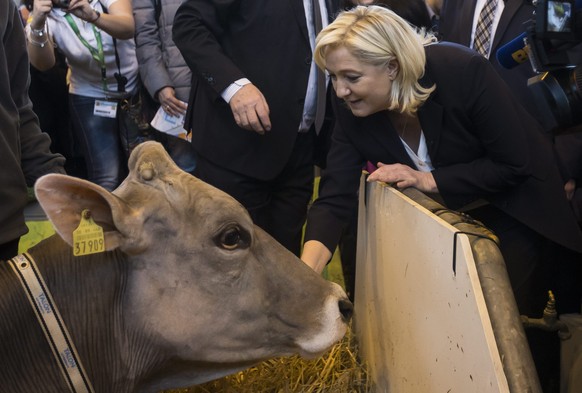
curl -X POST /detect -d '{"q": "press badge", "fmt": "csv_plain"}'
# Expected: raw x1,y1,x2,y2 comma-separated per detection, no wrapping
94,100,118,118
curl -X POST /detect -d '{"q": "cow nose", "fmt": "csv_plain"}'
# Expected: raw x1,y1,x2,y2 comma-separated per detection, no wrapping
338,298,353,323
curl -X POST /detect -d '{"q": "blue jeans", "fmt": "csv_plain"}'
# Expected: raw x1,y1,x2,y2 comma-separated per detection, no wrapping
69,94,142,191
151,129,197,174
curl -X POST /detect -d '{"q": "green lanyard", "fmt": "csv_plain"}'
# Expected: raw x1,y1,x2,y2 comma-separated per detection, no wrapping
64,13,109,92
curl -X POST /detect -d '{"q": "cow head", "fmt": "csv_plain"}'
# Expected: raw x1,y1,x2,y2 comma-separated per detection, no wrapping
34,141,352,387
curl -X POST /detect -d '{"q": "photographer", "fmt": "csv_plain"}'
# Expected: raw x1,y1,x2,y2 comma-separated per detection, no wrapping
26,0,142,191
439,0,582,219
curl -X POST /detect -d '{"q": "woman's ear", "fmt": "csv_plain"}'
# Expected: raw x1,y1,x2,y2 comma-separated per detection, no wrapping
387,60,399,80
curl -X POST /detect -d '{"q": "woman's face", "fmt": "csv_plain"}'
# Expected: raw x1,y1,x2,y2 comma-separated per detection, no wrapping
325,46,396,117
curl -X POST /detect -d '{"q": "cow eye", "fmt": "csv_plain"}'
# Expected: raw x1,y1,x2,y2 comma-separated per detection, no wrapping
216,225,249,250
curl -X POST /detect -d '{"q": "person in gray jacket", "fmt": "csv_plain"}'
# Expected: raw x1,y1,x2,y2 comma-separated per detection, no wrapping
1,0,66,260
133,0,196,172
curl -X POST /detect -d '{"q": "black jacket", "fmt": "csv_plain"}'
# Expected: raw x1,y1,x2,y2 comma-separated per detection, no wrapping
305,42,582,254
173,0,335,180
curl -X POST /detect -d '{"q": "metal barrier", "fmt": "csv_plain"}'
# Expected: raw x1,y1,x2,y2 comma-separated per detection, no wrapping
353,178,542,392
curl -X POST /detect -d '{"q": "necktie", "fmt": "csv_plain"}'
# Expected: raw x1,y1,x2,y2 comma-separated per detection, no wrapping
473,0,498,57
312,0,326,134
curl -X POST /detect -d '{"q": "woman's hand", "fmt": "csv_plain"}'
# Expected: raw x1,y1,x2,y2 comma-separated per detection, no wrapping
158,87,188,117
30,0,52,29
367,162,438,193
67,0,100,23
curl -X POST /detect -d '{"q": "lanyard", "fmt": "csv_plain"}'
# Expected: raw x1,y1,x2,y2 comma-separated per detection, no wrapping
64,13,109,92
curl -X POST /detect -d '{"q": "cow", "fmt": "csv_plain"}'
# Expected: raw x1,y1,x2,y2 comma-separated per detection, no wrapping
0,141,353,393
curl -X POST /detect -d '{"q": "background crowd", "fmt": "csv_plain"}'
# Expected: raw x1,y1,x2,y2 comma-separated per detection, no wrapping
2,0,582,391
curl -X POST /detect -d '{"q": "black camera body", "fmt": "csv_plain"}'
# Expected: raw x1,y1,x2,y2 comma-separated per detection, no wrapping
525,0,582,130
52,0,70,9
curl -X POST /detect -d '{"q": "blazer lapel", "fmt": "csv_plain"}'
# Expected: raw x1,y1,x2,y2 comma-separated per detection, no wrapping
418,99,444,160
364,112,417,168
418,66,443,159
289,0,310,46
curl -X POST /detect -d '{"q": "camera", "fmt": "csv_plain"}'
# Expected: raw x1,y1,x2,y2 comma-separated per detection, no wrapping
524,0,582,130
52,0,70,9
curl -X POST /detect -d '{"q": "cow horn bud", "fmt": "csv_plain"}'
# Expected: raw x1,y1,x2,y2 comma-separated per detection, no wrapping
139,161,156,181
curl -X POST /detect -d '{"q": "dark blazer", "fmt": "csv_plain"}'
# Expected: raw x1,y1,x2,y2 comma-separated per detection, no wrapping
304,42,582,254
173,0,335,180
439,0,542,124
439,0,582,211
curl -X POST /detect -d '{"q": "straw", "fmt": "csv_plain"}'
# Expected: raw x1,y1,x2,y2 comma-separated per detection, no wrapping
164,325,371,393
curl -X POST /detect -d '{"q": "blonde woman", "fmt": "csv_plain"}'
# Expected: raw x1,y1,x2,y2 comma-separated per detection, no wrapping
301,6,582,320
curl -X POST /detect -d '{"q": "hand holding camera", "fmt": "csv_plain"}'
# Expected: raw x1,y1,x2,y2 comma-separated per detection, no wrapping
29,0,52,29
32,0,100,24
64,0,101,23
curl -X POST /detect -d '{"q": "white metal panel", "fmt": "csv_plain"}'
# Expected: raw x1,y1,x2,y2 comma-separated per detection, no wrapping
354,179,509,392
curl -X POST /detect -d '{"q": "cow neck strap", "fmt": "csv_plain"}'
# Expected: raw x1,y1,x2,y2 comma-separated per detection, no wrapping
8,253,95,393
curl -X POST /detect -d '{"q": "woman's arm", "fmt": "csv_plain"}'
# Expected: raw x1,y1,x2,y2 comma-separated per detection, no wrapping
27,0,56,71
68,0,135,39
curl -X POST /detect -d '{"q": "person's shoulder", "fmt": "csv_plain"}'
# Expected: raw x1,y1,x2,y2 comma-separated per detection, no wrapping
425,41,489,69
422,41,493,90
425,41,477,57
100,0,124,9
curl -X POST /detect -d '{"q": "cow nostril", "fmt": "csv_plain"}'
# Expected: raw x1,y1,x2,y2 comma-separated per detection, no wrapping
338,298,353,322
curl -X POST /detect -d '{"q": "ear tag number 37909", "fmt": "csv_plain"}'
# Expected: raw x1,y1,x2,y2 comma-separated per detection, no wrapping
72,209,105,256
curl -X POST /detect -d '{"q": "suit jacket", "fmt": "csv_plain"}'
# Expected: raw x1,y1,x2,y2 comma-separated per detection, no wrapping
439,0,582,208
304,42,582,254
173,0,335,180
439,0,542,124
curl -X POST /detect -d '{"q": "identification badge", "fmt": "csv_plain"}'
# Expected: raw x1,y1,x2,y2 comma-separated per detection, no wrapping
94,100,118,118
72,209,105,256
150,103,188,139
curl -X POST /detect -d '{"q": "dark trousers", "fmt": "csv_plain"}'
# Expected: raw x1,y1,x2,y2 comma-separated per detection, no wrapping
194,131,316,256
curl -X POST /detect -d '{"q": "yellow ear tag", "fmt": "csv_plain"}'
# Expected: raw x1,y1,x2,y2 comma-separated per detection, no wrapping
72,209,105,256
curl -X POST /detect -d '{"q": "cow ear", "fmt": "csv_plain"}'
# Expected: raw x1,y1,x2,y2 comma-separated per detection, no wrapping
34,174,132,251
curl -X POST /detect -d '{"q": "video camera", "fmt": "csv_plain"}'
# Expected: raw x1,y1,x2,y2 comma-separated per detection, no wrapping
497,0,582,130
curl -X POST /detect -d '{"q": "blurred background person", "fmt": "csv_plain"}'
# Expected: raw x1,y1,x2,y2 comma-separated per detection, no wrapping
1,0,65,260
18,0,86,179
133,0,197,173
26,0,142,191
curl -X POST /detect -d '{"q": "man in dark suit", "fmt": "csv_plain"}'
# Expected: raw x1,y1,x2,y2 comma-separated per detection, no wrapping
173,0,336,256
439,1,542,123
439,0,582,212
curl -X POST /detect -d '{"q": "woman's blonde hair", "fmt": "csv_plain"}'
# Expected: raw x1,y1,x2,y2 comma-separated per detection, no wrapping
314,5,437,115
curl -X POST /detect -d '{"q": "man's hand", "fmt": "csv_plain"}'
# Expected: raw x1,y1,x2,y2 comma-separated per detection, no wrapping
367,162,438,193
229,84,271,135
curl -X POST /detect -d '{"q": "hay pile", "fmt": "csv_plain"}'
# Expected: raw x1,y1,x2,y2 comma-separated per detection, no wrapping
165,326,371,393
